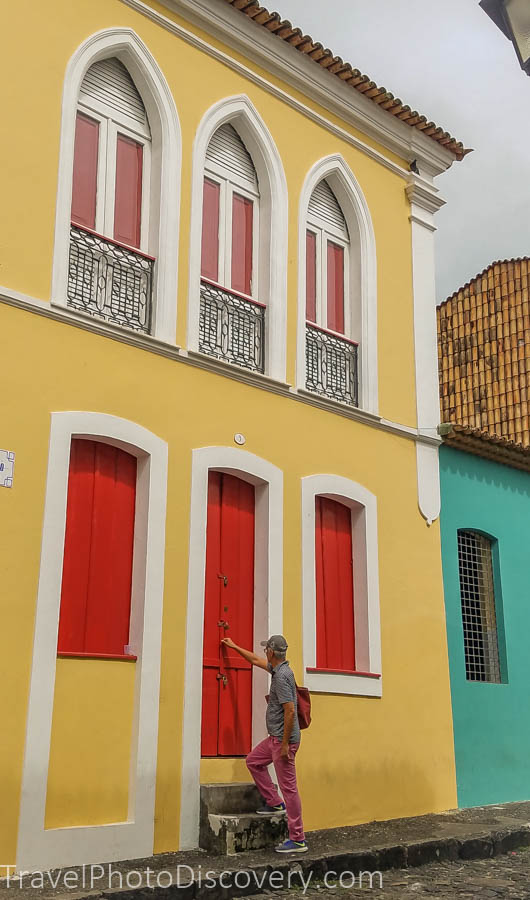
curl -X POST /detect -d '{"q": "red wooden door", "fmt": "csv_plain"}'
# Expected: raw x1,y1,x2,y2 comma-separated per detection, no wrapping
201,472,255,757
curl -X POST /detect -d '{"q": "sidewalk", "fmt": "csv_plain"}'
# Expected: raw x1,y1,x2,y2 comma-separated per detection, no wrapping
3,801,530,900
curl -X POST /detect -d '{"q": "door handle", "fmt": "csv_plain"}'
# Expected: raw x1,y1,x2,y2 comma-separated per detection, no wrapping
216,673,228,686
217,574,228,587
217,620,230,630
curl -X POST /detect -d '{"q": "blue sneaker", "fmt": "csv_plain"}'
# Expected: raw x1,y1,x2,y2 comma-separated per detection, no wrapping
256,802,286,815
275,839,308,853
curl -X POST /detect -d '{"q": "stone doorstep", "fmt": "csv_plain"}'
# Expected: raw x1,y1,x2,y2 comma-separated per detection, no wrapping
199,783,288,855
4,821,530,900
206,813,288,855
200,785,264,817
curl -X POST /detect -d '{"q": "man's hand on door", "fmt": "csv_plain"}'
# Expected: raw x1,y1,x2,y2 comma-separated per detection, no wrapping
221,638,269,670
221,637,237,650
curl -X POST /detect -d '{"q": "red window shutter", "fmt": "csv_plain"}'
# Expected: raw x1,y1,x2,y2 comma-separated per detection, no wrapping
327,241,345,334
201,177,220,282
71,112,99,230
57,440,137,656
231,193,253,296
315,497,355,670
114,134,143,248
57,439,96,652
306,230,317,323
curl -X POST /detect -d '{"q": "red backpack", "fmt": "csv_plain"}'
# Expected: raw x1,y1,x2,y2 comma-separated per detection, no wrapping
265,683,312,730
295,684,312,730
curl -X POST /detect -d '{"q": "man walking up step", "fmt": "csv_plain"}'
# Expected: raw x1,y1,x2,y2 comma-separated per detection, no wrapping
221,634,307,853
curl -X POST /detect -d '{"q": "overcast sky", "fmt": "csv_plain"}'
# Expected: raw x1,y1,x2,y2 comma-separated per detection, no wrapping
270,0,530,303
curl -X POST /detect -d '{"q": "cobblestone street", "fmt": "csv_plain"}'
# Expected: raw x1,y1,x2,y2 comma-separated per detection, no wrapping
266,847,530,899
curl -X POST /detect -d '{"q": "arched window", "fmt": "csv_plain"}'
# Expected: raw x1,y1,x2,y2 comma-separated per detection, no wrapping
306,180,349,334
68,58,155,333
199,122,264,372
305,178,358,406
201,124,259,296
297,157,377,413
53,31,181,344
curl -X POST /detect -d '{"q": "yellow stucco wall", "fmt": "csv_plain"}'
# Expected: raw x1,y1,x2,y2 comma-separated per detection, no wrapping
45,659,136,828
1,305,456,858
0,0,416,427
0,0,457,866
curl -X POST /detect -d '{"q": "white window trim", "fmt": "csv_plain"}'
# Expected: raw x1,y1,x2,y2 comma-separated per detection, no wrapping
179,446,283,850
297,156,378,414
52,28,181,343
188,95,288,380
203,168,260,299
76,104,151,252
306,222,350,336
16,412,168,872
301,474,382,698
78,91,151,142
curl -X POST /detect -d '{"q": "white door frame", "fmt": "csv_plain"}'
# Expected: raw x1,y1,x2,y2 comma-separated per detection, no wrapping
179,446,283,849
16,412,168,872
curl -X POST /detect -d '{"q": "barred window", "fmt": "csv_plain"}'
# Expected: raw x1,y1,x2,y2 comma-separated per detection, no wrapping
457,530,501,683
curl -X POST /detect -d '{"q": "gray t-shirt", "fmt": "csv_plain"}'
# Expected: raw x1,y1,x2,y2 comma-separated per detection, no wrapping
266,660,301,744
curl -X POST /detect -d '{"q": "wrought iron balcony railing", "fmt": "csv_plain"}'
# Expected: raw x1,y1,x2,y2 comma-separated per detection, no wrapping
67,224,154,333
199,279,265,373
306,322,359,407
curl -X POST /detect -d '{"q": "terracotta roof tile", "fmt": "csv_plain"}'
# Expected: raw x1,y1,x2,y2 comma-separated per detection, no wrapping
222,0,471,160
443,424,530,472
437,257,530,460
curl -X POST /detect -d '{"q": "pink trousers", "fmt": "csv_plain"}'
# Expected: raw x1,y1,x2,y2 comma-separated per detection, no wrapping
246,736,305,842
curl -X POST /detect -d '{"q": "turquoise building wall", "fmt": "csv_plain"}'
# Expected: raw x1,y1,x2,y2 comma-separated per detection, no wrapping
439,444,530,808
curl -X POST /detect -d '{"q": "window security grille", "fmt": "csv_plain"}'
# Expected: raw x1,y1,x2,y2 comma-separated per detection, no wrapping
457,530,501,683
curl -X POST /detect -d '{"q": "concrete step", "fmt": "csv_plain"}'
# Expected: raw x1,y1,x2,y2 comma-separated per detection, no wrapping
200,782,264,815
200,783,288,855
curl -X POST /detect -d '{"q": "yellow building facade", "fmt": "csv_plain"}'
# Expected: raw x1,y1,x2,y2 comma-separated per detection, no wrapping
1,0,467,872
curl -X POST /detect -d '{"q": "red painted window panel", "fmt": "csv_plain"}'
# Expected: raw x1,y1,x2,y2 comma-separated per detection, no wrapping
57,440,137,656
231,193,253,296
202,472,255,757
306,230,317,323
315,496,355,671
327,241,345,334
113,134,143,248
201,178,220,282
71,113,99,230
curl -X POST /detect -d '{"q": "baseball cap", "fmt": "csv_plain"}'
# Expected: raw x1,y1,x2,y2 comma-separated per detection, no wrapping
261,634,288,652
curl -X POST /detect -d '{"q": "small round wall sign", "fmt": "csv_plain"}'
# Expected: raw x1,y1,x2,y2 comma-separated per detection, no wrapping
234,433,246,446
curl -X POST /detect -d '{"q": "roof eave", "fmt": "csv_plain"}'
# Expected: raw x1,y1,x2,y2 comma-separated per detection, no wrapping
160,0,469,175
443,427,530,473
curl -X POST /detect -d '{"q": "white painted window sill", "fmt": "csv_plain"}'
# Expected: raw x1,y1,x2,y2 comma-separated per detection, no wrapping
305,668,382,698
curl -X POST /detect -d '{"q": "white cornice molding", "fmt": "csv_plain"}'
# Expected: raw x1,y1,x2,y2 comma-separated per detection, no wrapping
406,176,446,215
120,0,456,178
1,286,438,448
164,0,458,176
